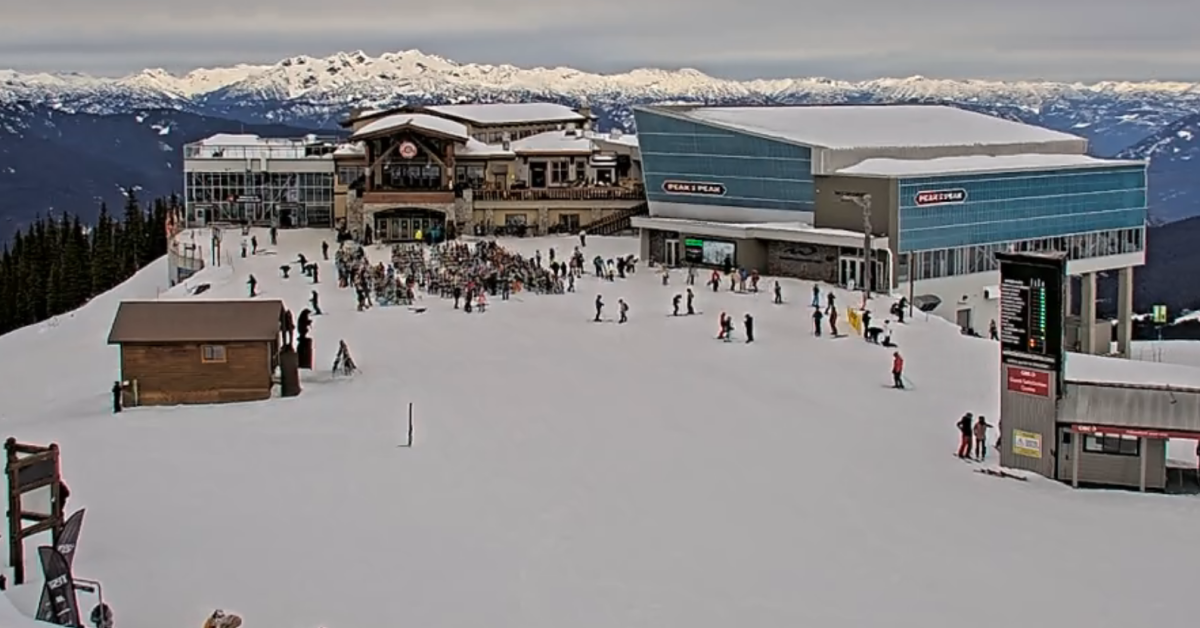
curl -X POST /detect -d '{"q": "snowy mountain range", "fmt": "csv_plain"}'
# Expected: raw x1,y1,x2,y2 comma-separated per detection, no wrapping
0,48,1198,224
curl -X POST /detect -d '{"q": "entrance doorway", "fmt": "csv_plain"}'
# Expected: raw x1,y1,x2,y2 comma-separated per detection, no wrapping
839,257,862,289
373,208,446,243
529,162,547,188
956,308,973,332
664,239,679,266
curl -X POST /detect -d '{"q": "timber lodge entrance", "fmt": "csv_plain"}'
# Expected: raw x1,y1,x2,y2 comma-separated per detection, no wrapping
373,208,446,243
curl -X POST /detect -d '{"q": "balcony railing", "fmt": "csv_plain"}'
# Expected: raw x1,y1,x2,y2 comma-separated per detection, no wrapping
475,186,644,202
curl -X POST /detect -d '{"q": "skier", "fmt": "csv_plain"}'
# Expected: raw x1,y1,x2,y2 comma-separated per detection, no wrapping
828,306,839,336
247,274,258,297
672,294,682,316
310,290,322,315
989,319,998,341
686,288,696,315
882,320,896,347
579,229,587,248
269,225,278,246
660,265,670,286
594,295,605,322
240,240,247,258
322,240,330,261
687,266,696,286
891,351,905,388
567,273,575,293
773,281,782,304
743,313,755,343
111,381,122,414
618,299,629,324
956,413,974,458
717,312,729,340
862,310,873,341
811,284,820,307
710,270,721,292
974,415,994,460
251,235,258,254
812,307,823,336
311,263,319,284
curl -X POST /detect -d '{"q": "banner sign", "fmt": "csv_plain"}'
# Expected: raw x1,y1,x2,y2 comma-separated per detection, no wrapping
1006,367,1050,398
36,546,81,627
1012,430,1043,459
914,189,967,206
662,180,726,196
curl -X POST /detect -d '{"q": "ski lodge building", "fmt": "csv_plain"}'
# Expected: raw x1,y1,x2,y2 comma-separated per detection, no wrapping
630,104,1147,356
180,102,646,241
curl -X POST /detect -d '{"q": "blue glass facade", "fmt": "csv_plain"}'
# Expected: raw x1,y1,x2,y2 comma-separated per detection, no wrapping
634,109,814,212
897,165,1147,253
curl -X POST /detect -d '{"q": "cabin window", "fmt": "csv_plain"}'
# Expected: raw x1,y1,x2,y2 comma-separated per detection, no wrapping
1083,434,1139,457
551,161,570,185
201,345,227,363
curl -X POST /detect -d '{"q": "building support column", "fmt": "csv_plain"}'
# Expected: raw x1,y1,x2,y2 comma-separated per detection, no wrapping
1072,431,1080,488
639,229,651,263
1116,266,1134,358
1138,438,1147,492
1064,275,1074,316
1080,272,1097,354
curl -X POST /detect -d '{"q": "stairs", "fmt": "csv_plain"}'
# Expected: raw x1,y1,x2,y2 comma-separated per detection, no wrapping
587,203,649,237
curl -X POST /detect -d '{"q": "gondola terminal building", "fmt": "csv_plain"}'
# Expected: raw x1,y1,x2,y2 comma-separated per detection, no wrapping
631,104,1146,356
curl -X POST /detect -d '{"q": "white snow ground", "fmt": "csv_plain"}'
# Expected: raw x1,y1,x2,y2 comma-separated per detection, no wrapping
4,228,1200,628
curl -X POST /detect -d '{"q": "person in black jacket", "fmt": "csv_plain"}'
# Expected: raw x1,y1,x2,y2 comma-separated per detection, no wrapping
744,314,755,343
956,413,974,458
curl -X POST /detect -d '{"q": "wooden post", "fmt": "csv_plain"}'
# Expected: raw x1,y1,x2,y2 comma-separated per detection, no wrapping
5,438,21,585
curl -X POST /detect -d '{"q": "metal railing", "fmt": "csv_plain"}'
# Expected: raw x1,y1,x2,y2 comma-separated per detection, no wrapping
184,139,342,160
475,185,644,202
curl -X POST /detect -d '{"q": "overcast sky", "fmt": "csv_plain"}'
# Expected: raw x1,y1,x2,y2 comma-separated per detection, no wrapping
1,0,1197,81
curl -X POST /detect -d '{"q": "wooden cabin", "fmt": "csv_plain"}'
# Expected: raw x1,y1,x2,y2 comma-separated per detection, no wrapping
106,300,285,406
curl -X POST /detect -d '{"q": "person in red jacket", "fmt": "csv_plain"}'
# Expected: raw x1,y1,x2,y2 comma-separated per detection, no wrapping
891,351,905,388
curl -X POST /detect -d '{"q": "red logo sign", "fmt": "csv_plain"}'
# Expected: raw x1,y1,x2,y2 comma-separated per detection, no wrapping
398,142,418,159
914,189,967,206
1006,367,1050,397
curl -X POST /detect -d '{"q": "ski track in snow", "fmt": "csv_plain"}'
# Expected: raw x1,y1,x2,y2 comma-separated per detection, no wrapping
0,228,1198,628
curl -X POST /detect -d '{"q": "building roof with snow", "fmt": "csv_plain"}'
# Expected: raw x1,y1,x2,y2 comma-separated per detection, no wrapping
423,103,587,126
184,133,340,160
662,104,1082,150
350,114,470,141
837,153,1145,178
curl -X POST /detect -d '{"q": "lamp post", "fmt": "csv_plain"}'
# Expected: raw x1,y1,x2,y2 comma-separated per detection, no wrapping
839,193,873,309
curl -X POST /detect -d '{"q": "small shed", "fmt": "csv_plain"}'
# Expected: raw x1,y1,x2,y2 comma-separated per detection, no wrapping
106,299,285,406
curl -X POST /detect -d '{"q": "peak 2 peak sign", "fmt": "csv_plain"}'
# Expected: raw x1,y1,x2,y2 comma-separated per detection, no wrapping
914,189,967,206
662,180,726,196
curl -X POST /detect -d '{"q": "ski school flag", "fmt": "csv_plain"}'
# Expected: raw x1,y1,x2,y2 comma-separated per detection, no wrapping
35,545,82,627
36,509,86,624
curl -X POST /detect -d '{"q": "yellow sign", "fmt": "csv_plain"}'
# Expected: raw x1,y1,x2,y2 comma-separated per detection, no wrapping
1012,430,1042,459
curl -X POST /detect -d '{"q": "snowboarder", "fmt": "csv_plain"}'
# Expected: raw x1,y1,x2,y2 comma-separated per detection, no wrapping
891,351,904,389
773,281,782,304
322,240,330,260
812,307,823,336
310,290,322,315
974,416,994,460
247,274,258,297
672,294,682,316
618,299,629,324
744,313,755,343
594,295,605,322
686,288,695,315
956,413,974,458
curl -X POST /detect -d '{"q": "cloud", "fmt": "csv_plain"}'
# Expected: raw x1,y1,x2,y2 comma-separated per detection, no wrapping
0,0,1197,81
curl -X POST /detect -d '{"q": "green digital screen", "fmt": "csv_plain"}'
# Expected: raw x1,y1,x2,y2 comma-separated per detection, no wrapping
684,238,704,247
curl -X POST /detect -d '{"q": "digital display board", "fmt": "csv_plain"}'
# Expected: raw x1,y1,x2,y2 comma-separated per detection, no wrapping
996,251,1065,374
683,238,736,266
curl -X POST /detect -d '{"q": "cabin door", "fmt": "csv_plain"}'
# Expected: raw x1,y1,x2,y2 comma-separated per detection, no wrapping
530,162,548,188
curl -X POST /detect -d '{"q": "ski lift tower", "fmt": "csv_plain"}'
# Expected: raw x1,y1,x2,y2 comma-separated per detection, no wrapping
839,192,873,309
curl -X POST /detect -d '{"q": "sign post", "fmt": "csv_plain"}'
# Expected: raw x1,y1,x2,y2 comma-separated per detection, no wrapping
996,251,1066,478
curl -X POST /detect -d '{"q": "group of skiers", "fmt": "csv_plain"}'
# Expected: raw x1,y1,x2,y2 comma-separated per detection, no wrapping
956,413,998,461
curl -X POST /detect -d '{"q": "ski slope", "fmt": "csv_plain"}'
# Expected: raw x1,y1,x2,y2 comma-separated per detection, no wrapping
3,228,1200,628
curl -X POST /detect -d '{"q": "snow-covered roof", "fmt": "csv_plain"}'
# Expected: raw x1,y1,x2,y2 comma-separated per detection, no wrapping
424,103,585,125
455,138,514,158
510,130,595,154
186,133,336,160
672,105,1083,150
350,113,470,141
631,216,888,250
1066,352,1200,392
838,154,1145,177
333,141,365,157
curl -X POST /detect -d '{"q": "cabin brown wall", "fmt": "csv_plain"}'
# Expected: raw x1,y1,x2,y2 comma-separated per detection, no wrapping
119,341,273,405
